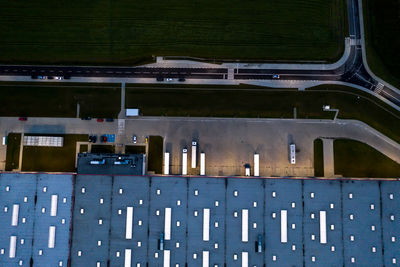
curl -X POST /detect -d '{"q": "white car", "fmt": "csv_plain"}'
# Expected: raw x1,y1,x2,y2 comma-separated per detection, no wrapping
55,76,63,80
183,148,187,153
166,78,173,82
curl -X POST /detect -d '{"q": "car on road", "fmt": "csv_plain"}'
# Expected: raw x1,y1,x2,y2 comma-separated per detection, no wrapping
132,135,137,143
64,76,71,79
156,77,164,82
145,136,148,143
166,78,173,82
81,116,91,120
97,118,104,122
272,74,280,79
178,78,186,82
100,135,107,143
31,75,38,79
54,76,63,80
105,118,114,122
18,117,27,121
38,76,47,80
47,76,54,80
183,148,188,153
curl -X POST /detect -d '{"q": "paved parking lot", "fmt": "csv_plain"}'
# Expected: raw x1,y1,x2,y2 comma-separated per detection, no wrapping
1,117,400,176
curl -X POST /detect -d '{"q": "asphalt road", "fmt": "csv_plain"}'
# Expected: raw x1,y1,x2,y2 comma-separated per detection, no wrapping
0,0,399,107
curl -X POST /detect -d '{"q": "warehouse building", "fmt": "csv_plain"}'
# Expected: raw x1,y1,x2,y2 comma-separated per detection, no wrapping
0,173,73,267
70,176,400,267
1,173,399,266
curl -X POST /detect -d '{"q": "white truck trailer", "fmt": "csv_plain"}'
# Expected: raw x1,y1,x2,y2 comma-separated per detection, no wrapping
200,152,205,175
290,144,296,164
182,148,188,175
191,141,197,168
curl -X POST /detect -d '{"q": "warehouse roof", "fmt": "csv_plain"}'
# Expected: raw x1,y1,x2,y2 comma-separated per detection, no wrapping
0,173,73,267
70,176,400,267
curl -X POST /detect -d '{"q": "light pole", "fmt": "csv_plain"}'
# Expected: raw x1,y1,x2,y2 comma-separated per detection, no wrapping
322,105,339,121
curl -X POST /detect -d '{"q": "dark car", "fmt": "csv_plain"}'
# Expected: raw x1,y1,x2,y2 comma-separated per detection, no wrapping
81,117,92,120
100,135,107,143
64,76,71,79
178,78,186,82
156,77,164,82
18,117,28,121
47,76,54,80
31,75,38,79
88,135,97,143
105,118,114,122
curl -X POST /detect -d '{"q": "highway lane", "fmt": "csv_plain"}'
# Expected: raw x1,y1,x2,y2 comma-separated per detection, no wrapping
0,66,227,79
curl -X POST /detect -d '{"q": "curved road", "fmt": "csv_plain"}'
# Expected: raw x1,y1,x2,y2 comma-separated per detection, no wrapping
0,0,399,106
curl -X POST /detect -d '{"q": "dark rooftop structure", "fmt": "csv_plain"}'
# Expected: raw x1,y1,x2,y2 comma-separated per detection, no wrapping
77,153,145,175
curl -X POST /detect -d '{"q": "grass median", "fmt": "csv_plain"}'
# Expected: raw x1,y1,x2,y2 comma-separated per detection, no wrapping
148,136,163,174
0,82,120,118
0,0,346,64
313,139,324,177
334,139,400,178
5,133,21,171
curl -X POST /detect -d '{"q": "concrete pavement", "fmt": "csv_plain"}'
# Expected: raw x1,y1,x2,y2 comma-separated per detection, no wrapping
1,117,400,177
322,138,335,177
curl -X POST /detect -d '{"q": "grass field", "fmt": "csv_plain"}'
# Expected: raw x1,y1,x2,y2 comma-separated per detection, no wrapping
363,0,400,88
125,145,146,154
0,82,121,118
5,133,21,171
0,0,346,64
79,144,88,153
126,84,400,143
147,136,163,174
313,139,324,177
334,139,400,178
21,134,87,172
91,145,115,154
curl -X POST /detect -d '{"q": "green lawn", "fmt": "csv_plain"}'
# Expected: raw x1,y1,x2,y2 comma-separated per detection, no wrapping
5,133,21,171
313,139,324,177
148,136,163,174
334,139,400,178
91,145,115,154
126,84,400,143
0,0,346,64
0,82,121,118
79,144,88,153
363,0,400,88
125,145,146,154
21,134,88,172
